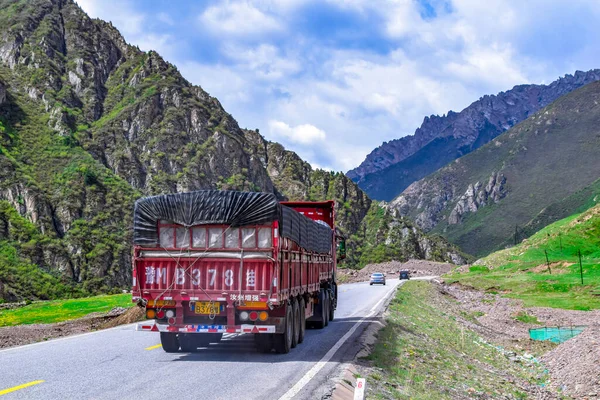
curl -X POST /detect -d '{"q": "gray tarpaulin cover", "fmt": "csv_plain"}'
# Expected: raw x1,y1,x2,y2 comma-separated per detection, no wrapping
134,190,332,253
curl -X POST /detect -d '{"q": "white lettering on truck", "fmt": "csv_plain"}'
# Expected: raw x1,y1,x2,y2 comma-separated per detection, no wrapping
192,269,201,286
156,268,167,284
175,268,185,285
246,270,256,287
145,266,155,284
145,266,167,285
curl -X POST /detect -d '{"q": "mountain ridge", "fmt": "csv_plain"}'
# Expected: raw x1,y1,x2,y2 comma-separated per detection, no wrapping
348,69,600,201
390,79,600,256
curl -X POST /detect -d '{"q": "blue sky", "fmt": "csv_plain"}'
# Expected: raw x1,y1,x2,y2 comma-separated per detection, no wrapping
77,0,600,171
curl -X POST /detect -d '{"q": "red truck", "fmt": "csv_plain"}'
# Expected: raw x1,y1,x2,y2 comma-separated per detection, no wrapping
133,190,344,354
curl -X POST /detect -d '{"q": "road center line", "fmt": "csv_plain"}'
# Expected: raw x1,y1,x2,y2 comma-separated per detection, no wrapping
145,344,162,350
0,380,44,396
278,282,400,400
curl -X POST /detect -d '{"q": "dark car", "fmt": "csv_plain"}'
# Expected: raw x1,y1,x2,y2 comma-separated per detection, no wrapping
369,272,386,285
399,270,410,280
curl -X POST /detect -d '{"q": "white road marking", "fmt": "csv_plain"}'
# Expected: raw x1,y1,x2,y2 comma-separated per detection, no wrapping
278,282,401,400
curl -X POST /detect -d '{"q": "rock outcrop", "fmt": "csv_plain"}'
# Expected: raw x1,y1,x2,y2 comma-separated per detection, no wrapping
448,173,506,224
348,69,600,201
0,80,5,105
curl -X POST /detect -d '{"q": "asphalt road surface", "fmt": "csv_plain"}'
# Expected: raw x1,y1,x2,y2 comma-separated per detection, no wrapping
0,279,407,400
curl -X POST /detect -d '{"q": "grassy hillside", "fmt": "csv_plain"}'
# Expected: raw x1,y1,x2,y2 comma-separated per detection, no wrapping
446,203,600,310
394,80,600,257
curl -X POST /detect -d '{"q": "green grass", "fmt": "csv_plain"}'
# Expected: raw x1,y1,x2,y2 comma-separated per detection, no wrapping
366,281,554,399
515,311,541,324
446,204,600,310
0,294,133,327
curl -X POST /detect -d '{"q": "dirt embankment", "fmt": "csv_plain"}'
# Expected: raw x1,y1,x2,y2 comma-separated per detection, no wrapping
443,281,600,398
0,307,144,349
338,259,454,284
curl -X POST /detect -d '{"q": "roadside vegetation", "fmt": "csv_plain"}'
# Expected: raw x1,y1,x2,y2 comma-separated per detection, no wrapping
364,281,556,399
0,293,133,327
446,203,600,310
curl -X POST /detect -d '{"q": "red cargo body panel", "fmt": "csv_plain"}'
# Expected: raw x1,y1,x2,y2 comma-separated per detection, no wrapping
133,222,279,302
134,257,275,300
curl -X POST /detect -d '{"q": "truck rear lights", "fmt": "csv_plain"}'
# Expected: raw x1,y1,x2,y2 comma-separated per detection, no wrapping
165,310,175,319
258,311,268,321
249,311,259,321
146,309,156,319
239,311,249,321
156,310,165,319
168,317,175,325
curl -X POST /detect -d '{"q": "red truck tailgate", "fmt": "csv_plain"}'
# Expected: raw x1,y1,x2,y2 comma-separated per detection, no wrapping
134,256,274,299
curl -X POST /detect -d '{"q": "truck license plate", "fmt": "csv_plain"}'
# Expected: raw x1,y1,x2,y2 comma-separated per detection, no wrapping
195,302,220,315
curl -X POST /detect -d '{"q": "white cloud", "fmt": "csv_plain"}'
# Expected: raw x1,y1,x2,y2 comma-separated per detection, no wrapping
76,0,145,36
199,2,282,36
179,61,251,103
75,0,600,173
384,0,423,38
268,121,326,144
223,44,300,81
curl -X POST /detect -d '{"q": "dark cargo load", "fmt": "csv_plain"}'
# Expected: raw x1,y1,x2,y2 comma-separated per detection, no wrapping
133,190,332,253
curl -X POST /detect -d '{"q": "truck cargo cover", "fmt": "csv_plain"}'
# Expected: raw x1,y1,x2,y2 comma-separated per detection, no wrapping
134,190,332,253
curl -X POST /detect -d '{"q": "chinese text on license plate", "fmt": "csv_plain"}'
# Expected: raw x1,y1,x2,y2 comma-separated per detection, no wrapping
195,302,220,315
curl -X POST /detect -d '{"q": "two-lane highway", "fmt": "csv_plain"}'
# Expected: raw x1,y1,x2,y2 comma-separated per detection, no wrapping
0,279,404,400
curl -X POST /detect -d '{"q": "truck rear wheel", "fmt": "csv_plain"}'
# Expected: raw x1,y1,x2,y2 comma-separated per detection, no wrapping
274,304,293,354
298,297,306,344
314,289,328,329
160,332,180,353
323,294,329,327
291,298,300,349
329,291,335,322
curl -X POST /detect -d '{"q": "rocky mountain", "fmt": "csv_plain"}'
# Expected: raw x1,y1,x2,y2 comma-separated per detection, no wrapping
348,69,600,201
0,0,465,301
346,203,469,267
391,80,600,256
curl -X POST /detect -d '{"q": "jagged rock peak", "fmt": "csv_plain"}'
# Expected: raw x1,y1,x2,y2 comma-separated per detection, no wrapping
347,69,600,190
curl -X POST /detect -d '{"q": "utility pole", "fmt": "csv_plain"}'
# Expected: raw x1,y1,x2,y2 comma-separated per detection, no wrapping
559,233,563,253
579,250,584,285
545,250,551,274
